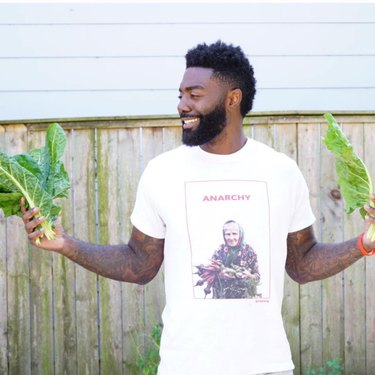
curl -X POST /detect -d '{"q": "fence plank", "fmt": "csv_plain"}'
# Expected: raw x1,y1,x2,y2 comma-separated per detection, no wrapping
0,125,8,374
117,128,145,373
71,129,99,375
298,122,323,373
27,130,54,375
320,119,345,364
141,127,166,349
162,126,181,153
53,127,78,375
96,129,123,375
274,123,301,375
364,123,375,373
252,123,275,148
342,122,367,374
5,125,31,375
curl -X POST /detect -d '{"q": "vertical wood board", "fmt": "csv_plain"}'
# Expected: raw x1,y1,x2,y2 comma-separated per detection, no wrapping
71,129,99,375
320,120,345,364
298,122,323,372
364,123,375,373
53,127,78,375
342,123,367,374
0,125,8,374
275,123,301,374
96,129,123,375
117,128,146,373
27,130,54,375
5,125,31,375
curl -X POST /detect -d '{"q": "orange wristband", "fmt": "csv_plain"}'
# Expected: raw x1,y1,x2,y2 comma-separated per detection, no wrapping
357,233,375,256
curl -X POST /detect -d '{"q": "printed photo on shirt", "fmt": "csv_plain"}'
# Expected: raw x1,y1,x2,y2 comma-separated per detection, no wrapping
185,180,271,300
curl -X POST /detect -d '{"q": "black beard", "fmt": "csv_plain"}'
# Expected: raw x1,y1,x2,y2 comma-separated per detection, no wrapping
182,104,227,147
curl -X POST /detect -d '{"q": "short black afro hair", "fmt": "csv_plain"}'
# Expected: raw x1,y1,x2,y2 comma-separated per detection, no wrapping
185,40,256,117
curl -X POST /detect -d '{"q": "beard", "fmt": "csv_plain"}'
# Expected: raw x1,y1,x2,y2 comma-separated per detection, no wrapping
182,102,227,147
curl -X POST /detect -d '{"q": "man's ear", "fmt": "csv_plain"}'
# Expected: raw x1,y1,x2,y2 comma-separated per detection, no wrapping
227,88,242,111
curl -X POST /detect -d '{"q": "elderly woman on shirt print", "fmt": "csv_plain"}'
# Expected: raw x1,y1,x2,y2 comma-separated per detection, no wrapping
194,220,261,299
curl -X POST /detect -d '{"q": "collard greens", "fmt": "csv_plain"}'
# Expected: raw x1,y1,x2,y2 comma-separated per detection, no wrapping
0,123,70,241
323,113,375,241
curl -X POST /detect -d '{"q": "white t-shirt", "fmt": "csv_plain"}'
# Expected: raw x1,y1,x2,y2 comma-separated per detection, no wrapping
131,138,315,375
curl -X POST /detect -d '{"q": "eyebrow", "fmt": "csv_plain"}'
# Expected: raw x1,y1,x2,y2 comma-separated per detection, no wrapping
179,85,205,92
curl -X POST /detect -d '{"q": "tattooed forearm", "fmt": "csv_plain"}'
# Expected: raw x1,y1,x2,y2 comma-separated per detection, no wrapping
61,227,164,284
286,226,362,284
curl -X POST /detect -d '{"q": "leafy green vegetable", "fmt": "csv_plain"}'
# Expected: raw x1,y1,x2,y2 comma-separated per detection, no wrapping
0,191,22,216
323,113,375,241
0,123,70,243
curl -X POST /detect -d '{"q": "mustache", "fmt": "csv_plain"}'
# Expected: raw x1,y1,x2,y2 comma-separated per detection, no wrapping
180,115,201,119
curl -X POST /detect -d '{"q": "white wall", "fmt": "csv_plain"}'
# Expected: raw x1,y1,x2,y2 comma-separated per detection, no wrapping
0,3,374,121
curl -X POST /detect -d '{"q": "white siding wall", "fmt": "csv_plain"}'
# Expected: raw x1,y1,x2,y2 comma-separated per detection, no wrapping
0,3,374,121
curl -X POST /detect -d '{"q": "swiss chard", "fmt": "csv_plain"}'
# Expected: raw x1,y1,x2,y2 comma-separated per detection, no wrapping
323,113,375,241
0,123,70,243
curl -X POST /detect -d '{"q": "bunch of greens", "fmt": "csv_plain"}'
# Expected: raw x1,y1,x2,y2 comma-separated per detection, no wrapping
305,357,345,375
323,113,375,241
136,323,162,375
0,123,70,243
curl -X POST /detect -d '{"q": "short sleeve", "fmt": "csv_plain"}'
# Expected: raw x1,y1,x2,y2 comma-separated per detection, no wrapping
130,161,166,239
288,164,316,233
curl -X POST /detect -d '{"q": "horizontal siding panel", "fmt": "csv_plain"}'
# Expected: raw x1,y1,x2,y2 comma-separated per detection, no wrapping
1,56,374,91
2,23,375,57
0,91,179,120
254,88,375,112
0,3,374,24
0,3,374,120
1,88,374,121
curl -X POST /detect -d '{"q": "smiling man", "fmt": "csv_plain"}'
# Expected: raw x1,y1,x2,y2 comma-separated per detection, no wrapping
21,41,375,375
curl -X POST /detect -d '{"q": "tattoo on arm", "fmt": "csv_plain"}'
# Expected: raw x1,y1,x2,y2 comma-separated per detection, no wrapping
63,227,164,284
286,226,362,283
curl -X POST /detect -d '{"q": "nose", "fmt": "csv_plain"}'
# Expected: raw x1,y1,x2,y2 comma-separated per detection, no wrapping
177,95,191,115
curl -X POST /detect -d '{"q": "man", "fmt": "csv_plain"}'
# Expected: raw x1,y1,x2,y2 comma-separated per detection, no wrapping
22,41,375,375
194,220,260,299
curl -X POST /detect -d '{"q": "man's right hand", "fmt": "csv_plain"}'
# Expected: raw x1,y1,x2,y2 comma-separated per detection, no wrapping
20,197,65,252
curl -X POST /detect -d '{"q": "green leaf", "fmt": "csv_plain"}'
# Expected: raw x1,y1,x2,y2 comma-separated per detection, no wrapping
323,113,373,218
29,146,50,188
47,123,67,165
0,150,54,218
0,191,23,216
45,124,70,199
47,160,70,199
12,153,44,183
0,123,70,241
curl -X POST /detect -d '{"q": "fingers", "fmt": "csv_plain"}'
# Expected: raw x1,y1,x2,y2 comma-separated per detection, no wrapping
25,214,45,234
22,205,40,224
20,201,45,240
20,197,26,214
364,203,375,220
27,227,45,245
363,198,375,238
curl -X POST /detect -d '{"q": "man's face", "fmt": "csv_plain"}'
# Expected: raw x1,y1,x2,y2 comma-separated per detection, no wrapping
178,67,228,146
223,222,241,247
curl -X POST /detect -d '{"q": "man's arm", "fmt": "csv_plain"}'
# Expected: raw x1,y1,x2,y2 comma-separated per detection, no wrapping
21,201,164,285
61,227,164,284
286,198,375,284
285,226,362,284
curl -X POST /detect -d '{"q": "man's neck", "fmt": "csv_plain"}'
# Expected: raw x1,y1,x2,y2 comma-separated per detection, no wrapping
200,127,247,155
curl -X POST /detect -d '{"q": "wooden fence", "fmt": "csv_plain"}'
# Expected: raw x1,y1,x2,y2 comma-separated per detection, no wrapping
0,112,375,375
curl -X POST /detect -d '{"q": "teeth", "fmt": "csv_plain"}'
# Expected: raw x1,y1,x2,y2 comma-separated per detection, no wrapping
183,118,198,124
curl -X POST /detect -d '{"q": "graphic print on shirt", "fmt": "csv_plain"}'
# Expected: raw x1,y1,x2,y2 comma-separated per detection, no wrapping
185,180,271,300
